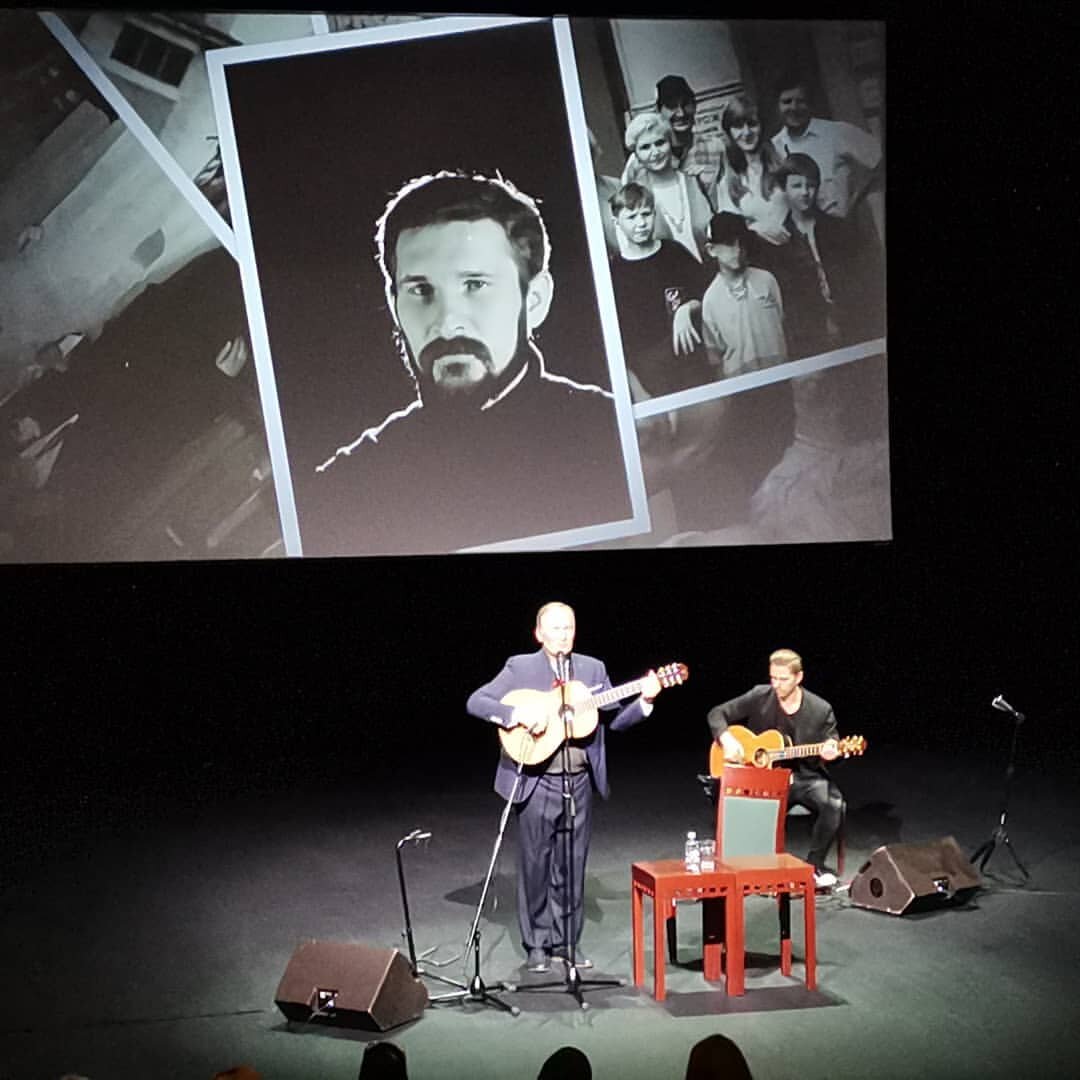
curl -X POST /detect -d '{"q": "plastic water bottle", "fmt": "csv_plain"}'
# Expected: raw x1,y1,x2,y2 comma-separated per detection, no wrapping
684,830,701,872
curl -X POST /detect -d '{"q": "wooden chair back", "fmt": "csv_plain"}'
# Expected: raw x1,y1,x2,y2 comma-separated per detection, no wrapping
715,764,791,859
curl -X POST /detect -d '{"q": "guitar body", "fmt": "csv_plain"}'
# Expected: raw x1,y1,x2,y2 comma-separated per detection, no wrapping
709,725,786,775
498,682,601,766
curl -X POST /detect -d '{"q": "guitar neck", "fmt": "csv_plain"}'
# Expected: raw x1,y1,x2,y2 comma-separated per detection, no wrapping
768,741,828,762
589,678,647,710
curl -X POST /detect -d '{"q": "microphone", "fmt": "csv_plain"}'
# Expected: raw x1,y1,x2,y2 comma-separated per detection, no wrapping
992,695,1024,720
556,652,566,681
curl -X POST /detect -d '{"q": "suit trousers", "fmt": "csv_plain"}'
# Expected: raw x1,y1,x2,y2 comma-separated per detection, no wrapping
515,771,593,953
788,770,845,871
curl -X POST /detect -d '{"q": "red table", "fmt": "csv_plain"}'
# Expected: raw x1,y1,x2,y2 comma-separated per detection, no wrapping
630,859,736,1001
631,855,817,999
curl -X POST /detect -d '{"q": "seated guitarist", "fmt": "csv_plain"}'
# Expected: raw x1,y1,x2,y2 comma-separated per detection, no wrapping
707,648,844,888
467,601,663,974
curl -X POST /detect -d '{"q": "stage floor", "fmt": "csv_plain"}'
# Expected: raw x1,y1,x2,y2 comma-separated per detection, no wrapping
2,743,1077,1080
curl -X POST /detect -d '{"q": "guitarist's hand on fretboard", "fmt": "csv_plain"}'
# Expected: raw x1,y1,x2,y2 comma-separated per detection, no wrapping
640,669,663,704
820,738,840,761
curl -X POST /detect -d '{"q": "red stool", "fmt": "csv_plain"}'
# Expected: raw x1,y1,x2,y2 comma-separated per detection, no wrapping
631,859,737,1001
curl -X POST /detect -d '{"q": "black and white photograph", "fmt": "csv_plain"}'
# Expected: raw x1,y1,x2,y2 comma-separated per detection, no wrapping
571,17,889,546
0,10,284,562
210,16,647,558
0,10,451,565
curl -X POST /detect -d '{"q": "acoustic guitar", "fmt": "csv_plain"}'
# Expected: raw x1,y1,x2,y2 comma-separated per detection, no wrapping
709,724,867,776
499,662,688,766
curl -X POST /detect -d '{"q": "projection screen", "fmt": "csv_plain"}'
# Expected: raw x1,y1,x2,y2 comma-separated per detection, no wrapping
0,12,887,561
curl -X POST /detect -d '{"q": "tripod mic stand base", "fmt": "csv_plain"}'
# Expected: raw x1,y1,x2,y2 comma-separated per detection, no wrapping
527,964,624,1010
416,967,520,1014
463,976,521,1017
970,825,1030,882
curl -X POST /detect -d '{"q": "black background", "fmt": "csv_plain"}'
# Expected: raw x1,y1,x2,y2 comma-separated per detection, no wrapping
3,6,1075,829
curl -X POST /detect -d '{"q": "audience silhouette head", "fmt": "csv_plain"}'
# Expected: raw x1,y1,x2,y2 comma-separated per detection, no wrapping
685,1033,753,1079
358,1040,408,1080
537,1044,592,1079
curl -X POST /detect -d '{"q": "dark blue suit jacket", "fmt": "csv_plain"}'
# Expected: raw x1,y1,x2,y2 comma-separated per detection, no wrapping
467,649,649,802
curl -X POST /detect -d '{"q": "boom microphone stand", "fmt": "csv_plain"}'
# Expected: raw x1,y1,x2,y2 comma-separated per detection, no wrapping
969,695,1030,882
395,827,519,1014
528,652,623,1010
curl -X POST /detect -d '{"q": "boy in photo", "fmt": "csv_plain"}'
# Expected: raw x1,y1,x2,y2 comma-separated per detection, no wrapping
607,182,711,400
701,212,787,378
770,152,884,358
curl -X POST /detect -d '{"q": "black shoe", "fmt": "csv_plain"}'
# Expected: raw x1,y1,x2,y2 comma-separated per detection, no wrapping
525,948,550,973
553,949,593,970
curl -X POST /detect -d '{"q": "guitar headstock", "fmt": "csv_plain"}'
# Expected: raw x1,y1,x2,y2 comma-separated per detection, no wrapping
657,662,689,688
837,735,867,758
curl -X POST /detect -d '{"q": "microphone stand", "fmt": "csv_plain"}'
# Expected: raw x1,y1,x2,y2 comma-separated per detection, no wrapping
456,771,522,1015
528,653,623,1010
969,700,1030,882
395,827,519,1014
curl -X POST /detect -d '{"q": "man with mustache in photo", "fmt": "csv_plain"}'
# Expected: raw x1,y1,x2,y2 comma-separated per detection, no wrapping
307,171,628,556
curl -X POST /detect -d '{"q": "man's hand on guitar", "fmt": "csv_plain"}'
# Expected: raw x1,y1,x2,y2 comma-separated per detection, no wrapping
718,729,745,763
820,737,839,761
641,669,663,703
510,706,548,736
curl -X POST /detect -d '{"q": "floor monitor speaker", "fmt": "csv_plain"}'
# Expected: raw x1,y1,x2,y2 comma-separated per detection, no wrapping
849,836,981,915
275,940,428,1030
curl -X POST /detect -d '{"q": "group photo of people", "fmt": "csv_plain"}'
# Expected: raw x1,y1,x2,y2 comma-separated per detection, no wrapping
582,21,884,393
574,17,889,547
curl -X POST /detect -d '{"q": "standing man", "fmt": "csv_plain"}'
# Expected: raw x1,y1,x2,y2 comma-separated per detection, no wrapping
770,72,884,243
625,75,726,209
307,171,629,556
467,602,663,972
707,648,844,887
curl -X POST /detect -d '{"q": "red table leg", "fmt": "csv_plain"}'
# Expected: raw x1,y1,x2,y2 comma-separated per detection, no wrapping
702,897,725,982
631,877,645,989
804,879,817,991
780,892,793,976
726,889,746,996
652,882,668,1001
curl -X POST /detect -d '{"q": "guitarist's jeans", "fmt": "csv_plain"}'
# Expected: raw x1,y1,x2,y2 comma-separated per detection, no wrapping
788,771,845,872
515,772,593,954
